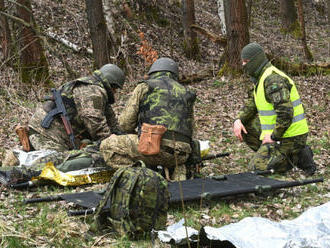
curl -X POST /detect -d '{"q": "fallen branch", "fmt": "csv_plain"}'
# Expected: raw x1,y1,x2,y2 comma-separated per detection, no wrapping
0,11,31,27
47,32,93,55
191,24,227,46
179,57,329,84
269,54,329,76
179,68,215,84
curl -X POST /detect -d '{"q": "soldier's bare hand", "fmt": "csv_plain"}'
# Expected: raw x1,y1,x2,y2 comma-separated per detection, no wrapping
262,133,275,144
233,119,247,142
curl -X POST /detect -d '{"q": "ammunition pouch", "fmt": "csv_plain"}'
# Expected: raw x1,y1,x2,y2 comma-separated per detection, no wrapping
138,123,167,155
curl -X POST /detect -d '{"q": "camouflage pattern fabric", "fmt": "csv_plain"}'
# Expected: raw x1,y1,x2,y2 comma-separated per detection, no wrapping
29,132,68,152
29,143,105,172
100,134,190,174
138,71,196,138
243,116,308,172
28,75,120,150
110,73,194,179
91,165,169,239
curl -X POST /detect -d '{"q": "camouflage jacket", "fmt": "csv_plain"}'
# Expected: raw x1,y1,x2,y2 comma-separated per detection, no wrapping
138,72,196,138
238,63,295,139
29,77,120,149
119,72,194,151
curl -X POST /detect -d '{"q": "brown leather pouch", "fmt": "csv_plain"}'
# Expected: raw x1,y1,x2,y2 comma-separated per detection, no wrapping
138,123,167,155
15,125,31,152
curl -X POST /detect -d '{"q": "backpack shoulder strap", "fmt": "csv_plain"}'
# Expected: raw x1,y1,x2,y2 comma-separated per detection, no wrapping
92,168,126,230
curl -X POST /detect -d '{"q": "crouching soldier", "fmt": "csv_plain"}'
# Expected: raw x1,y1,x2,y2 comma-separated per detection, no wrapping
100,58,196,181
3,64,125,169
233,43,316,175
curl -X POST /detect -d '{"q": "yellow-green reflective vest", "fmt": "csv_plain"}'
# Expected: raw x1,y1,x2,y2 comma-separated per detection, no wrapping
254,66,309,140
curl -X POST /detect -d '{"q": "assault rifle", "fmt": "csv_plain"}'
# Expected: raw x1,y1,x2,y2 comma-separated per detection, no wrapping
41,88,77,149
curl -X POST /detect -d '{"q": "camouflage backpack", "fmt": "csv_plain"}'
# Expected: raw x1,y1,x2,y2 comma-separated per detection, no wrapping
91,161,169,239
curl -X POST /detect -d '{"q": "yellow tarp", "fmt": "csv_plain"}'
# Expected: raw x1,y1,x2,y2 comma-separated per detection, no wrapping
33,162,114,186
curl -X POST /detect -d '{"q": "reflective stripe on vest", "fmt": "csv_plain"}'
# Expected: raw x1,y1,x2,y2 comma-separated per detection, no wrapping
254,66,309,140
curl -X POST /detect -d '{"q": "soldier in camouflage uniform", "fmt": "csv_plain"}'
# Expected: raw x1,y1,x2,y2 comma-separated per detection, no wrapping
28,64,125,152
100,58,196,180
1,64,126,170
233,43,316,175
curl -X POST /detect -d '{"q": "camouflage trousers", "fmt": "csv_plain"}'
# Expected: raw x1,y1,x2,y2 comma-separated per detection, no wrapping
242,116,308,172
29,132,68,152
100,134,190,180
30,147,105,172
27,132,105,172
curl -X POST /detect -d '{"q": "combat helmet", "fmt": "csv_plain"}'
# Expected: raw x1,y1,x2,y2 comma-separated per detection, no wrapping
148,57,179,78
99,64,125,89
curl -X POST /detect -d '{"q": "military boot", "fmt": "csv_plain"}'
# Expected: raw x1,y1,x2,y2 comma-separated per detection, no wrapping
297,145,316,176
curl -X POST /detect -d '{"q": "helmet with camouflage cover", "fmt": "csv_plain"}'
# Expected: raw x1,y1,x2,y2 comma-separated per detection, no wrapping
98,64,125,89
148,57,179,78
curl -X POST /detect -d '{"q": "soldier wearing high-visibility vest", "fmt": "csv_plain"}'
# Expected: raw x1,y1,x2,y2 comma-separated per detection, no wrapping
233,42,316,175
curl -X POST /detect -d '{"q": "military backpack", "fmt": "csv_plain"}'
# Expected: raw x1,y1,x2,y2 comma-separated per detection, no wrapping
91,162,169,239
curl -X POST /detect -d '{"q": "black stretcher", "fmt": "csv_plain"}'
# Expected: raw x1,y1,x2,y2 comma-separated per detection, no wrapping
24,171,323,216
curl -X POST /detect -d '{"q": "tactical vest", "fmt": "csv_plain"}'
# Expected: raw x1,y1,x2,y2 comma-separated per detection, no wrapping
138,76,196,140
254,65,309,140
57,74,106,123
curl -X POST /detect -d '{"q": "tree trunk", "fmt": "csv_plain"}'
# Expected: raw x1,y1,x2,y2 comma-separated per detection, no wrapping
216,0,226,35
279,0,298,33
222,0,249,75
328,0,330,26
0,0,12,61
16,0,49,85
246,0,253,27
102,0,118,56
182,0,199,59
85,0,111,68
297,0,313,62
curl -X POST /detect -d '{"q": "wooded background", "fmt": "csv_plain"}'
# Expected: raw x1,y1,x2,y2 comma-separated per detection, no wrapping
0,1,329,247
0,0,329,86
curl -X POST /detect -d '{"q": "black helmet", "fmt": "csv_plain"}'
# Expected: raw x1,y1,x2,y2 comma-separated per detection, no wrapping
99,64,125,89
148,57,179,78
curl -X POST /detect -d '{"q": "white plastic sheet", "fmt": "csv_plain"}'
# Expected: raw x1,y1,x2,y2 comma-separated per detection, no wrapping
157,219,199,245
13,149,57,167
159,202,330,248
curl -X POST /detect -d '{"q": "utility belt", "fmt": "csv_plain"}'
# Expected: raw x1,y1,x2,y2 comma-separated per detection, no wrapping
162,131,191,144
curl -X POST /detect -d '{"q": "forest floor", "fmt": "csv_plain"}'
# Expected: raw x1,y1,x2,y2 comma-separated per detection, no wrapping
0,0,329,247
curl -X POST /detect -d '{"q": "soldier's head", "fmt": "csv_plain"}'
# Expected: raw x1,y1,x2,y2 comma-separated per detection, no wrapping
98,64,125,90
241,42,268,77
148,57,179,79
